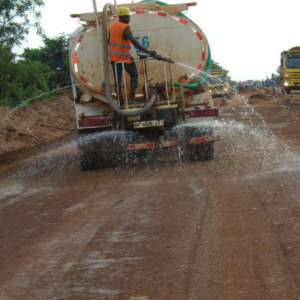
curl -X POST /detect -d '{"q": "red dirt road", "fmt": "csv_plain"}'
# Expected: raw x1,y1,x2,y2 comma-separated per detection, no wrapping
0,88,300,299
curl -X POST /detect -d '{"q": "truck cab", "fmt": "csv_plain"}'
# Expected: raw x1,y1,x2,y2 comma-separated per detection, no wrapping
280,47,300,94
206,70,229,97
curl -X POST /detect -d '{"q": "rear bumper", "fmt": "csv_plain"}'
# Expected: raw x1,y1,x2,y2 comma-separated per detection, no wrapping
78,133,220,153
127,135,220,150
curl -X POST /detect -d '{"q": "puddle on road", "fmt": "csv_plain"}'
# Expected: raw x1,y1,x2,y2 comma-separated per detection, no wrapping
0,183,52,210
1,70,300,191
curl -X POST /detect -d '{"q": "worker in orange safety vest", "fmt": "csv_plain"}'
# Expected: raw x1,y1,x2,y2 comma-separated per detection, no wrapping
238,81,243,91
109,6,157,108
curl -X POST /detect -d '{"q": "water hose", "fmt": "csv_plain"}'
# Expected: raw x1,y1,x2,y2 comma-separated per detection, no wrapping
169,82,200,88
179,74,187,120
102,3,156,117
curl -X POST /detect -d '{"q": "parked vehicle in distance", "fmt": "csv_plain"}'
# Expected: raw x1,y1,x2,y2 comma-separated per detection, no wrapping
246,80,256,87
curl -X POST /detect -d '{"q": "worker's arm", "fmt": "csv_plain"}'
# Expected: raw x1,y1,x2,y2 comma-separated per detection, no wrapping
127,33,157,58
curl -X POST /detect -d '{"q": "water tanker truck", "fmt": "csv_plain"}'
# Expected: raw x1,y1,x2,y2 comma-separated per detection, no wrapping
69,1,220,170
280,47,300,94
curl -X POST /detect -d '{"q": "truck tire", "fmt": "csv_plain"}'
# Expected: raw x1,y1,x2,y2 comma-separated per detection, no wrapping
77,149,98,171
282,88,290,94
76,127,123,170
76,128,97,170
196,141,214,161
177,145,196,162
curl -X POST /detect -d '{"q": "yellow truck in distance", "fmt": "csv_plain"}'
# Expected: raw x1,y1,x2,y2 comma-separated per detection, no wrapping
280,47,300,94
206,69,229,98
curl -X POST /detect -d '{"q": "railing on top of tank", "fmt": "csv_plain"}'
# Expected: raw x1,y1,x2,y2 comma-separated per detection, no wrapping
114,58,176,110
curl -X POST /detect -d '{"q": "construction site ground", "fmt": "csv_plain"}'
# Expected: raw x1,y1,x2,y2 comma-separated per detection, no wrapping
1,87,300,299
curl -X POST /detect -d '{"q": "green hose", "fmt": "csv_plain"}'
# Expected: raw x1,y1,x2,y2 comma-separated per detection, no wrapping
168,82,199,88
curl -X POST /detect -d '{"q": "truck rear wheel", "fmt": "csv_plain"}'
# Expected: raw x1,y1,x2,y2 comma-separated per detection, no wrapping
196,142,214,161
177,145,196,162
77,150,97,171
76,127,123,170
76,128,97,170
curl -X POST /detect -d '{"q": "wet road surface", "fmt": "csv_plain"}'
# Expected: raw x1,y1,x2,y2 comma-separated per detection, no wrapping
1,91,300,299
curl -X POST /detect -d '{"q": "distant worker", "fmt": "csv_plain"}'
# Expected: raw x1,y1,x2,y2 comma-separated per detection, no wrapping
238,81,243,91
271,73,275,92
233,85,237,94
109,6,157,107
55,52,64,69
262,79,264,87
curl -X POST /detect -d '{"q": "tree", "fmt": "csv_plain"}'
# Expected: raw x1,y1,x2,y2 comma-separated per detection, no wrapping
21,33,71,88
211,60,226,71
22,34,68,68
12,59,53,97
1,58,54,107
0,0,45,49
210,59,233,84
0,0,45,105
275,65,281,86
0,46,16,101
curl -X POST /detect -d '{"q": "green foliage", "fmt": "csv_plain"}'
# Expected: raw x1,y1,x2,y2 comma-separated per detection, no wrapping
0,46,16,100
22,34,69,69
0,33,70,108
1,58,55,107
22,33,71,88
210,59,233,84
3,88,62,108
211,60,226,71
0,0,57,108
275,65,281,85
0,0,45,49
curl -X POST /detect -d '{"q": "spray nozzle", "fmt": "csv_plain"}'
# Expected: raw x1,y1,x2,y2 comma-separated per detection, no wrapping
136,50,174,63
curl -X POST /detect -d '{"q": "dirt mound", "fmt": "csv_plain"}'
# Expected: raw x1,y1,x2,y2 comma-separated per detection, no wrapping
237,87,254,94
249,94,266,99
0,89,76,167
247,93,274,104
279,95,300,116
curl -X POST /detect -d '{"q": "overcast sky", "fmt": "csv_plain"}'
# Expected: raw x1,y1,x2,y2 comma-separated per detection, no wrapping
16,0,300,81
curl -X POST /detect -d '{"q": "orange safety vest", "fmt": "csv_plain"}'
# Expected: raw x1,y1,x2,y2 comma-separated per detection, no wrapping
109,22,131,63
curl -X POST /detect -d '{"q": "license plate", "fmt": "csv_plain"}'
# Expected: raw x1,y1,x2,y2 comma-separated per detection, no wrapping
134,119,164,129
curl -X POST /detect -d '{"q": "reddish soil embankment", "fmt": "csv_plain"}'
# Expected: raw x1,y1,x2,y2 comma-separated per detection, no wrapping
0,90,75,167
